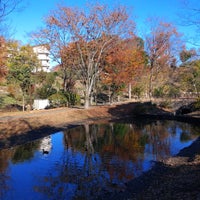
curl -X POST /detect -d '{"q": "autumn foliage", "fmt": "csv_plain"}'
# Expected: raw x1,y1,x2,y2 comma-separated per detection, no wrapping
102,36,146,99
27,3,199,108
0,36,7,80
33,3,135,108
145,21,182,98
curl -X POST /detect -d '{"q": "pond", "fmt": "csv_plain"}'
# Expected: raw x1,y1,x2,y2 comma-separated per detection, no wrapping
0,120,199,200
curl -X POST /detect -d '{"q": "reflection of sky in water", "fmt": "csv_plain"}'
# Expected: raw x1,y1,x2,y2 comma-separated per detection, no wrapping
143,125,195,171
168,127,193,155
1,121,199,200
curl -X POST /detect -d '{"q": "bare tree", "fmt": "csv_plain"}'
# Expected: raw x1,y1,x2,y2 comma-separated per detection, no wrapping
180,0,200,46
0,0,22,35
0,0,21,20
145,19,182,99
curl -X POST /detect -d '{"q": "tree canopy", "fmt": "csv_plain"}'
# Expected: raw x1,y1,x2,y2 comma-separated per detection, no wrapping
33,3,135,108
7,43,40,111
145,20,182,98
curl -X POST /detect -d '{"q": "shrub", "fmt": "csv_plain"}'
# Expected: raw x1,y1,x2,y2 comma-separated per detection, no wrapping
194,98,200,110
167,87,180,98
132,86,143,99
35,85,57,99
48,91,81,108
0,95,17,108
48,93,68,108
3,104,22,112
153,87,164,98
65,92,81,107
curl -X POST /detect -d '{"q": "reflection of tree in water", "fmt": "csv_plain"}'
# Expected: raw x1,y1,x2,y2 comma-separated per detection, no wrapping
11,141,40,164
175,121,200,141
100,123,148,180
33,121,199,199
0,140,40,199
63,124,98,153
34,146,110,199
143,121,171,160
143,120,200,160
34,123,150,199
0,149,13,199
190,123,200,137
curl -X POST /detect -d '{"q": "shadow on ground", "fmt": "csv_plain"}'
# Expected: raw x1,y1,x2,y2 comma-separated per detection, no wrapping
108,102,172,118
108,102,200,125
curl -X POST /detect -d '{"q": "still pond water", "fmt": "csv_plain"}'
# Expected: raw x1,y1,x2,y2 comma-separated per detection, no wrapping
0,120,199,200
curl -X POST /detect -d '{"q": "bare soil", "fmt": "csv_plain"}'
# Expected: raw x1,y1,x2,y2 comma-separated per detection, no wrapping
0,103,130,137
0,102,140,148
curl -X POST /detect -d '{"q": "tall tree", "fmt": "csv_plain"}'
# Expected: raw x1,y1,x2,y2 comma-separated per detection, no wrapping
177,61,200,97
32,3,135,108
102,36,146,102
7,43,40,111
145,20,181,99
0,36,7,80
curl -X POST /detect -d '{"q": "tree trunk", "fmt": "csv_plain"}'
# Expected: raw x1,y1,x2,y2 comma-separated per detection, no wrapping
193,83,199,98
63,72,67,92
149,68,153,100
108,86,112,105
84,90,90,109
22,94,25,112
117,95,120,102
128,82,132,100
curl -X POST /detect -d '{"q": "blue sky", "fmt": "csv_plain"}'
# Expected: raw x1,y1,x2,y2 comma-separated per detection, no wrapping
8,0,197,46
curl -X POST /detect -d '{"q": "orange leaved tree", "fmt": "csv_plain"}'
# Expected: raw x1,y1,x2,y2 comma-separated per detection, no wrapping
0,36,7,80
32,3,135,108
102,36,146,102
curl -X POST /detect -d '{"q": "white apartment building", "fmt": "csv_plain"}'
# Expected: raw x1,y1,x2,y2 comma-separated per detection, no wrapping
33,45,50,72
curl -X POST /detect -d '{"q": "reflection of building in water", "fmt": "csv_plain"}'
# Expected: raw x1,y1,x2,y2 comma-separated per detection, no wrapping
39,136,52,154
